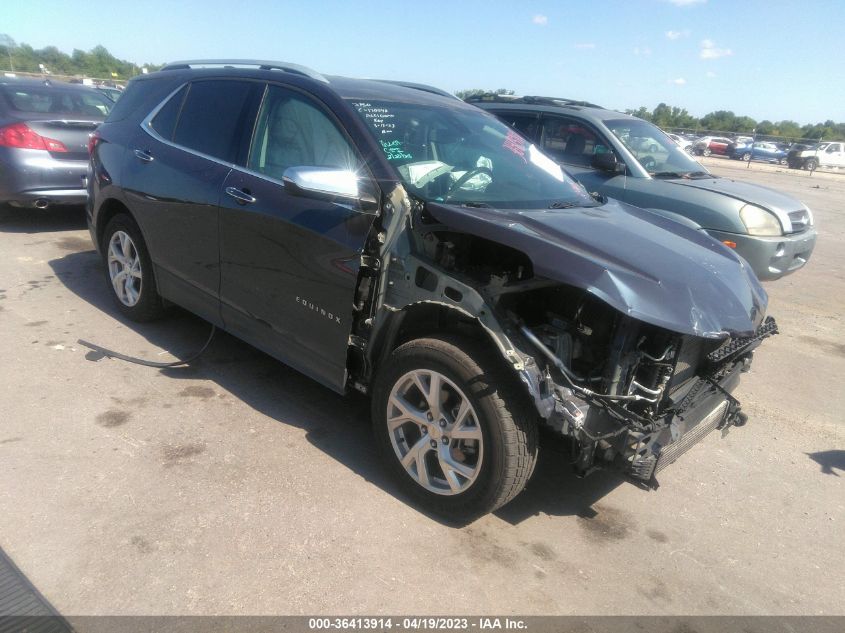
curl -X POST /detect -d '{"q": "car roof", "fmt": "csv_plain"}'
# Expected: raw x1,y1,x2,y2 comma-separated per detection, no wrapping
464,93,637,123
151,59,471,110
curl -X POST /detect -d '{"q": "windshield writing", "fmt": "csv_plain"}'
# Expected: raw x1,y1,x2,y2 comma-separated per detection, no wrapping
349,99,594,209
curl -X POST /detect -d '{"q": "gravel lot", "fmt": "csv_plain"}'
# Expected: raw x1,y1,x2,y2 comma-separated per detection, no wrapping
0,162,843,617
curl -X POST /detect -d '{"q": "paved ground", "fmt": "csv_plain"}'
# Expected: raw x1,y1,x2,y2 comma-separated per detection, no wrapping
0,163,843,617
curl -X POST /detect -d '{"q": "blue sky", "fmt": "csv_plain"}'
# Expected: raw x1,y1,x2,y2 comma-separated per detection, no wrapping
4,0,844,124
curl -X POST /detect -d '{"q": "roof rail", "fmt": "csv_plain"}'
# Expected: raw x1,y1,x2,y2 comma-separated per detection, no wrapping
465,93,603,109
373,80,460,100
159,59,329,83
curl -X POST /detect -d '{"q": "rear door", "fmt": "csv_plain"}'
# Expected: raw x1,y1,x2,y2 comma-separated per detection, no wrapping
122,79,262,324
218,83,378,392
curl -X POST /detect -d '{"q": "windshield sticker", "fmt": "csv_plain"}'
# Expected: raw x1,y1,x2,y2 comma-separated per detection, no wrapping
380,139,413,161
352,102,397,135
503,130,527,162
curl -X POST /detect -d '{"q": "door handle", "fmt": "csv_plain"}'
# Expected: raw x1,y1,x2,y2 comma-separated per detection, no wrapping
133,148,154,162
225,186,256,205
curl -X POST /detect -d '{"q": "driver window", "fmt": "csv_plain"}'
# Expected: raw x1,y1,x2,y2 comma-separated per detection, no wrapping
540,115,606,167
248,85,359,180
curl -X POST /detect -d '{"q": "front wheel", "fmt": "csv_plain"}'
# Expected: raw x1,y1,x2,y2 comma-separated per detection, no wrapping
742,152,752,162
702,147,712,157
102,214,164,321
372,336,538,519
806,158,818,172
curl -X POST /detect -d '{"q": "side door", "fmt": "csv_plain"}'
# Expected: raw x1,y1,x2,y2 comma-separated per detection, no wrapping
122,79,261,324
537,113,631,200
824,142,845,167
218,83,378,392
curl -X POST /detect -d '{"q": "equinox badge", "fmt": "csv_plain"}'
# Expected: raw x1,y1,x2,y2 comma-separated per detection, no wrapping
296,296,342,325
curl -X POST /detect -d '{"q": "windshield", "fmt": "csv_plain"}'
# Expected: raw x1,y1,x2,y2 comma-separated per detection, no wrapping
347,99,595,208
1,85,113,117
605,119,709,177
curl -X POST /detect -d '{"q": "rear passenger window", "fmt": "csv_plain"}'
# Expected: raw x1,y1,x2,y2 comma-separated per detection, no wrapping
493,112,539,141
541,115,603,167
172,80,256,162
150,86,186,140
247,85,358,179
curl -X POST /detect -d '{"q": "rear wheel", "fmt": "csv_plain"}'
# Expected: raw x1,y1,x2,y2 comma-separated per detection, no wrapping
102,214,164,321
702,147,712,157
372,336,538,519
806,158,818,172
742,152,752,162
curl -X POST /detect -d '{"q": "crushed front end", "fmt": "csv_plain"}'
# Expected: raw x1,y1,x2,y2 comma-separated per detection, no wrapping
510,291,778,485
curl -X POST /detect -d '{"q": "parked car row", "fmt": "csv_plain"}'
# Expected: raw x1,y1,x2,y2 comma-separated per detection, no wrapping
729,141,788,164
672,131,844,173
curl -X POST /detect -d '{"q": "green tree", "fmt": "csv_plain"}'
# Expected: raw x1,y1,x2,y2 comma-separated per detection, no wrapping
455,88,514,100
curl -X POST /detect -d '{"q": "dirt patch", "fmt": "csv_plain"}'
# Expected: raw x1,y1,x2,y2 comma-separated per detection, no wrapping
461,526,519,569
577,504,633,542
637,577,672,603
798,335,845,357
646,529,669,543
528,542,557,561
56,236,94,252
178,386,215,399
162,442,206,465
96,410,131,428
25,320,48,327
0,437,23,445
130,536,153,554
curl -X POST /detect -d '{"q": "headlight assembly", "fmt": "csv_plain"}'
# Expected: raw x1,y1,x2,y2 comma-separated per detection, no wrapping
740,204,782,236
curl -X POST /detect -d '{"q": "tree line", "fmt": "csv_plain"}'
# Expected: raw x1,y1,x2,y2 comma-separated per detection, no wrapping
0,36,160,80
625,103,843,142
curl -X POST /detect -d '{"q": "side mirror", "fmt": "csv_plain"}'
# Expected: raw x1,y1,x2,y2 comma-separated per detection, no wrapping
282,167,378,211
591,152,625,174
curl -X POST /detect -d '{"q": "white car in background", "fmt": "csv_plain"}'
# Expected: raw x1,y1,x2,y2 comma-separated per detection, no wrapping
666,132,693,153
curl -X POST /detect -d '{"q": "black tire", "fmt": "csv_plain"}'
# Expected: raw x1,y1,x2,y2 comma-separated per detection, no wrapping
371,336,538,520
101,214,164,321
806,158,818,172
742,152,751,162
702,147,712,157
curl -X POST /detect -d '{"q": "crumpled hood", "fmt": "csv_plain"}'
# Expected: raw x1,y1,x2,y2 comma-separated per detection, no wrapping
427,198,768,338
666,176,803,227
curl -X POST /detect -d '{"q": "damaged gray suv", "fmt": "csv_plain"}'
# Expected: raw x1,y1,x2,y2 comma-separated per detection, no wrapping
88,61,777,519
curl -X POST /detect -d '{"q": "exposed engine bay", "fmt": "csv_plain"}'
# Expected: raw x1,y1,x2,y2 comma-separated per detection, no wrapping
356,190,778,486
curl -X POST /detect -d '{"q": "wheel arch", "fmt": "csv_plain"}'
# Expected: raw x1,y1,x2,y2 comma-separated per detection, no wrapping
95,197,138,251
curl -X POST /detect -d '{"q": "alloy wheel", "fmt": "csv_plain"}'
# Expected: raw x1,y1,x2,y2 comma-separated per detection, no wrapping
107,230,142,307
386,369,483,495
